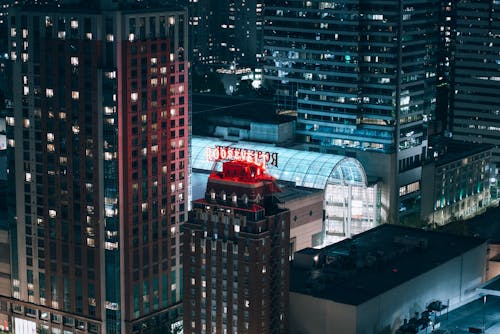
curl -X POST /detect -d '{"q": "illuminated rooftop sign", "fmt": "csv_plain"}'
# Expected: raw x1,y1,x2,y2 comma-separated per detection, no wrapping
206,146,278,168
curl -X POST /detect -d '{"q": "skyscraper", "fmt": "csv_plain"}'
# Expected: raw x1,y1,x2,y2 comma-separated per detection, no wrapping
188,0,264,69
5,1,189,333
450,0,500,173
263,0,439,223
183,160,289,334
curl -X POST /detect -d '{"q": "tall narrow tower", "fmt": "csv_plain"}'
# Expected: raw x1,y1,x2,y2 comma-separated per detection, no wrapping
6,1,189,333
183,160,290,334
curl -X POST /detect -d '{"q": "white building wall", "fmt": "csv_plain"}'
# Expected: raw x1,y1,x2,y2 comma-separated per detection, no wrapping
289,292,357,334
356,243,487,334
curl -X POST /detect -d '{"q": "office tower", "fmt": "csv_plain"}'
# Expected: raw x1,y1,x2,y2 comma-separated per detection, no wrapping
183,160,289,334
187,0,213,66
188,0,264,69
450,0,500,173
263,0,439,223
5,1,189,333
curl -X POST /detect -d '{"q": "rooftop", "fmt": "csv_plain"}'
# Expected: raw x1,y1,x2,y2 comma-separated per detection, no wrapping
428,137,494,167
438,205,500,243
192,94,292,126
291,224,486,306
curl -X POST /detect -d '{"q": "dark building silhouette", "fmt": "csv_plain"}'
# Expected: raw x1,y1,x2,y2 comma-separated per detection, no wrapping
183,160,289,334
4,1,189,333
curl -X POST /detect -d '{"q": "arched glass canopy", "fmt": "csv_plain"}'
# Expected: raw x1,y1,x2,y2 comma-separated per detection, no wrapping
191,137,367,189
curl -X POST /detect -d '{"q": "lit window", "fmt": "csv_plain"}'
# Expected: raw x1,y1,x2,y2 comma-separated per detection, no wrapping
58,31,66,39
71,57,78,66
23,119,30,128
106,34,114,42
71,91,79,100
105,71,116,79
22,29,28,38
104,106,114,115
49,210,57,218
131,92,138,102
10,28,16,37
71,20,78,29
169,16,175,25
72,125,80,134
23,86,29,95
21,53,28,62
47,133,54,142
86,32,92,40
46,89,54,98
128,33,135,42
25,173,32,182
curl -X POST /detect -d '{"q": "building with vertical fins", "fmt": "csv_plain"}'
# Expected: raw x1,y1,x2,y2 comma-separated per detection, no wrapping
4,1,189,333
263,0,440,224
183,160,289,334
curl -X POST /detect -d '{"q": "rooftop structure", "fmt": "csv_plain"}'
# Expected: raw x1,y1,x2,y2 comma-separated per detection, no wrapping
292,224,485,305
289,224,488,334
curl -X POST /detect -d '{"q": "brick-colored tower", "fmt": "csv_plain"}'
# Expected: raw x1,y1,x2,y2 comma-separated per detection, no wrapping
183,160,289,334
5,2,188,333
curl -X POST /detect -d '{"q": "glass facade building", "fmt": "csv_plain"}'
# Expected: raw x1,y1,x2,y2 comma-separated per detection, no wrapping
191,137,380,243
263,0,440,223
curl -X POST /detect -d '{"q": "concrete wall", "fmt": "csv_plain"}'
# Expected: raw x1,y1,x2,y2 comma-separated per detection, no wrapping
487,243,500,280
356,243,487,334
289,292,357,334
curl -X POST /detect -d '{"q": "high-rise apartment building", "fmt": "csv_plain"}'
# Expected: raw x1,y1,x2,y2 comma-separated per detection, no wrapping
183,160,289,334
5,1,189,333
450,0,500,172
263,0,439,223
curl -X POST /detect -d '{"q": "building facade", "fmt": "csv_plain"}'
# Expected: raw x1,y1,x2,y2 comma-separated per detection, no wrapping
263,0,440,223
5,1,189,333
188,0,264,70
450,0,500,173
183,160,289,334
421,140,494,226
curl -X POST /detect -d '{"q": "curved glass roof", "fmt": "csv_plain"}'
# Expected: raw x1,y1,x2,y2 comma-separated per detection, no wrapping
191,137,367,189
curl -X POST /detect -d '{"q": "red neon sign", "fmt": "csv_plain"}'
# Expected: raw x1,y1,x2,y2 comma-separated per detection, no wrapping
206,146,278,168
